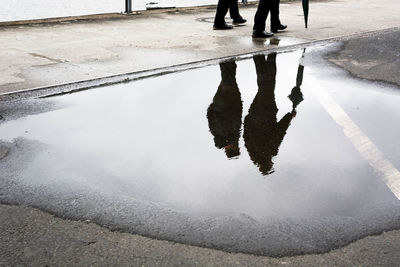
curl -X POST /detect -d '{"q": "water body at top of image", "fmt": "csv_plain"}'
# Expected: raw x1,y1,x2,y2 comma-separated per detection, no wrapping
1,45,400,256
0,0,217,22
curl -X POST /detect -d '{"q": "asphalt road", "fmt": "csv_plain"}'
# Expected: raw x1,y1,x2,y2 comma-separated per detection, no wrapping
2,204,400,266
1,30,400,265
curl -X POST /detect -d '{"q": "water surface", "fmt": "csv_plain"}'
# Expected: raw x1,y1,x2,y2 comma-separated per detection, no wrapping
1,47,400,255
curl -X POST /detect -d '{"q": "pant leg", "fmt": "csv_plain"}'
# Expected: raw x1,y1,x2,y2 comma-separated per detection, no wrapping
229,0,240,19
253,0,271,31
270,0,281,28
214,0,231,25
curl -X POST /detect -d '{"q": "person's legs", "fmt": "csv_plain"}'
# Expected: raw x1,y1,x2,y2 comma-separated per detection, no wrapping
229,0,247,24
270,0,287,32
253,0,270,32
253,0,273,37
270,0,280,28
229,0,240,19
214,0,231,26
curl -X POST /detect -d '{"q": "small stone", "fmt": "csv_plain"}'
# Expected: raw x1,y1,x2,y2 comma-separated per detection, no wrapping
0,147,9,160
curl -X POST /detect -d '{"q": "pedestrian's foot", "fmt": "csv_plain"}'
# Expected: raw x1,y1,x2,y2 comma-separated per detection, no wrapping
252,30,274,38
232,16,247,25
271,24,287,33
213,22,234,30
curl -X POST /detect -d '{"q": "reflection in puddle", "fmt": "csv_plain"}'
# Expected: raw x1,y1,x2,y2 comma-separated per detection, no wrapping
242,36,303,48
244,53,299,175
208,52,305,174
1,47,400,256
207,60,242,159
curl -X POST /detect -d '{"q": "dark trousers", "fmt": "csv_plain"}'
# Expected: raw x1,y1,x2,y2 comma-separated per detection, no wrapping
253,0,281,31
214,0,240,25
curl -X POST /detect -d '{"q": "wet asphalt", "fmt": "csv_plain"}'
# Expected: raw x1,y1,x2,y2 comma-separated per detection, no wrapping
1,32,400,257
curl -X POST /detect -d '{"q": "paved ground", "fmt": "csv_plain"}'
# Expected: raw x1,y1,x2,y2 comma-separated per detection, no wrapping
1,0,400,265
1,29,400,266
326,30,400,87
2,203,400,266
0,0,399,95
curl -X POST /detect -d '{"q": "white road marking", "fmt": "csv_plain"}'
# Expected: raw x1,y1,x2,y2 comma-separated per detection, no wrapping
308,76,400,200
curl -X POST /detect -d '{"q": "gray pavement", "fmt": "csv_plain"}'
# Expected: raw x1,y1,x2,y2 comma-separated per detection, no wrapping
2,203,400,266
2,0,400,265
1,28,400,265
1,0,399,95
326,30,400,87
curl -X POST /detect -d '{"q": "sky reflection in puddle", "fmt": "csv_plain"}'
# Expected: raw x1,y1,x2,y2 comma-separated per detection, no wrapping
1,48,400,256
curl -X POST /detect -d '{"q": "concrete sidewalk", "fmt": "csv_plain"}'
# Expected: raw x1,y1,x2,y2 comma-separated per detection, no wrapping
2,1,400,266
1,0,399,96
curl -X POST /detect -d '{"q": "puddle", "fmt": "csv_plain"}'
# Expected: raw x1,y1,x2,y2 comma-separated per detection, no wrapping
220,36,303,50
1,46,400,256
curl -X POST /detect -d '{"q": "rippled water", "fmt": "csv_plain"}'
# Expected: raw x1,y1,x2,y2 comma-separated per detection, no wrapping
1,0,219,22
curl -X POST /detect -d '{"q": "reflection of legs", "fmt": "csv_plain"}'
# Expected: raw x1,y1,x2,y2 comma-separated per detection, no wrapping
253,53,277,105
244,54,278,174
244,53,295,175
207,61,243,159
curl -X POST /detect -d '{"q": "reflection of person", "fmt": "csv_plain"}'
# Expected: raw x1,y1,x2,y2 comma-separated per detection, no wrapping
213,0,247,30
243,53,295,175
253,0,287,38
207,60,243,158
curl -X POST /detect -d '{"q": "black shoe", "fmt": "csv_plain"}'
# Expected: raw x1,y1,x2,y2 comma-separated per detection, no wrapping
213,22,234,30
252,30,274,38
232,16,247,25
271,24,287,33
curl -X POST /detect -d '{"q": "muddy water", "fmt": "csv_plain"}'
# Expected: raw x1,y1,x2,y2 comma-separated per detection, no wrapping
1,46,400,256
